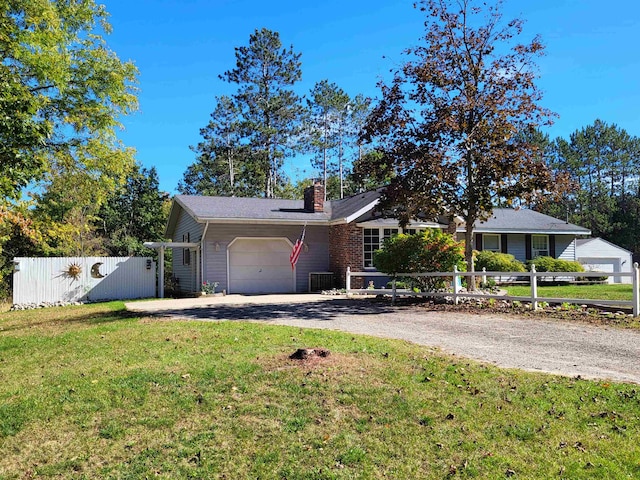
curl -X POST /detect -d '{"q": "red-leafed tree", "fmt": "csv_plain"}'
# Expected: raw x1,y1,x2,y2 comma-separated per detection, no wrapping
361,0,558,287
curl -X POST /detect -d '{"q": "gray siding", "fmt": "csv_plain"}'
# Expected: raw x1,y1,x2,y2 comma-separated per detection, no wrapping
506,234,526,262
203,224,330,293
577,239,632,266
506,234,575,262
556,236,576,261
172,208,204,293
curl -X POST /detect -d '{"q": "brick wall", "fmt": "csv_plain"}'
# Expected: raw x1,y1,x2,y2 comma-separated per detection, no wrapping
329,223,364,288
304,182,324,212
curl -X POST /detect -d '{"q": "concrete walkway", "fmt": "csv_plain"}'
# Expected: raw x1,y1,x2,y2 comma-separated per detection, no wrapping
126,293,334,312
125,294,640,384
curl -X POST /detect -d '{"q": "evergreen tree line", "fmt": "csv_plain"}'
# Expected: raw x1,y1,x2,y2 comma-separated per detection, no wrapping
534,119,640,256
179,28,376,201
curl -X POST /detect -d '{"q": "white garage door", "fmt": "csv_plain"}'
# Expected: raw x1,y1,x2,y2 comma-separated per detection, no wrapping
578,257,622,284
228,238,294,293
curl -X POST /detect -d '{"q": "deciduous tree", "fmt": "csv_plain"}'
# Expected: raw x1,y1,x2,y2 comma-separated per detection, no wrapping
362,0,556,286
0,0,138,201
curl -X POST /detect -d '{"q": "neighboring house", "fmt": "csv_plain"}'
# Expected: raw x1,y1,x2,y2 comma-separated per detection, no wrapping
576,237,633,284
161,184,591,295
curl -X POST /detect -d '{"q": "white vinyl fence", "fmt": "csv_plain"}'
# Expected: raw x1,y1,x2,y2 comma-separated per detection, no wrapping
346,263,640,317
13,257,156,305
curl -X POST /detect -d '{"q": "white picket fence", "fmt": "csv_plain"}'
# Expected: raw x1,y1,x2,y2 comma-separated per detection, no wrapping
13,257,156,305
346,263,640,317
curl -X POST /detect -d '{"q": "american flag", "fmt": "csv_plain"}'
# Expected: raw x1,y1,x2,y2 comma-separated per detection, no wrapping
289,225,306,270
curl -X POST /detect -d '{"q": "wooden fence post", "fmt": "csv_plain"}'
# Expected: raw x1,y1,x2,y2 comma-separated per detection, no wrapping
481,267,486,285
346,266,351,293
392,278,397,305
158,246,165,299
530,264,538,311
633,262,639,317
453,266,460,305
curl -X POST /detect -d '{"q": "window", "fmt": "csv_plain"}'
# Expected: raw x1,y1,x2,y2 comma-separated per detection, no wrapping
363,228,398,268
532,234,549,258
483,234,501,252
383,228,399,239
405,228,418,235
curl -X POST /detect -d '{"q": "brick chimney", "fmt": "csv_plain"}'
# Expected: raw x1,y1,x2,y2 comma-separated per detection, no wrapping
304,182,325,212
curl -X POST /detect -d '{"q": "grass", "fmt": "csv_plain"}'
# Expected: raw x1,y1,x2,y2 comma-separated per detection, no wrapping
1,302,639,478
505,283,633,302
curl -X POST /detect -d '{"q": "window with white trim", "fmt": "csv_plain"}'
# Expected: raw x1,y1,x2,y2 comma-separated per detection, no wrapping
483,234,501,252
363,228,398,268
532,234,549,258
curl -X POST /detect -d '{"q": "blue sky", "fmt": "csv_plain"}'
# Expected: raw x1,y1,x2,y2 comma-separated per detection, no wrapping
104,0,640,194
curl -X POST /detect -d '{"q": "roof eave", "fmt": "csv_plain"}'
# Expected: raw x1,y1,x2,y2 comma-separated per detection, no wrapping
458,227,592,235
164,197,186,238
355,220,447,229
332,198,380,225
577,237,633,254
194,217,329,225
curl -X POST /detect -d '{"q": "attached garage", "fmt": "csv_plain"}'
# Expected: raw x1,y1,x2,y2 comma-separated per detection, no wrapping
228,238,295,294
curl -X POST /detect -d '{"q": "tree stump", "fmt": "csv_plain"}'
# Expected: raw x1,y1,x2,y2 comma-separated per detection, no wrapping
289,348,331,360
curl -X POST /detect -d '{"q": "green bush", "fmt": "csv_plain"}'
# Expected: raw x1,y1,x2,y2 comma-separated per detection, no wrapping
474,251,526,272
527,256,584,273
374,229,465,291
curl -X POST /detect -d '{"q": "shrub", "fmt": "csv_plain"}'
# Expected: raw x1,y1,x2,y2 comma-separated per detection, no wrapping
475,251,526,272
527,256,584,273
374,229,465,291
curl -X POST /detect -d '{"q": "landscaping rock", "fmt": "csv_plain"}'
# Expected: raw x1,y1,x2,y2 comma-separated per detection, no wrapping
11,300,85,311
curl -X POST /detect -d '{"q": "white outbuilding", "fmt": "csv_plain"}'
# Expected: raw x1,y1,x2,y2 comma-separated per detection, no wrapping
576,237,633,284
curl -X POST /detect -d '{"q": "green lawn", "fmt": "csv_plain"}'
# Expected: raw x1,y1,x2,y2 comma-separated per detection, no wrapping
505,283,633,302
1,302,639,478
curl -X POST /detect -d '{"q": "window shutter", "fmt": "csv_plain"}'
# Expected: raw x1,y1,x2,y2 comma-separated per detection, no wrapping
475,233,483,250
549,235,556,258
501,234,508,254
525,234,532,260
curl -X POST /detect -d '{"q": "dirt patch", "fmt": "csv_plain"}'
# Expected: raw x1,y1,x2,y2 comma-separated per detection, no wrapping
286,348,334,370
257,350,356,375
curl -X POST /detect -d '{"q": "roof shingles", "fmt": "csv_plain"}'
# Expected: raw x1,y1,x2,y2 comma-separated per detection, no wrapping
170,193,590,236
471,209,590,234
175,190,381,223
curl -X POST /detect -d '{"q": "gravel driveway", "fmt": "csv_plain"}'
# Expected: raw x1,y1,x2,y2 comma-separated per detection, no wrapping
126,295,640,384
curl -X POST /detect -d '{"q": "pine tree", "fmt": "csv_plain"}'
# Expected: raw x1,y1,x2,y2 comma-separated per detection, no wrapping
181,96,259,196
219,28,304,198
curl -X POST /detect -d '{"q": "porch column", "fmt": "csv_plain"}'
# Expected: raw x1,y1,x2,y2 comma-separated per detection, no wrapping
158,246,165,298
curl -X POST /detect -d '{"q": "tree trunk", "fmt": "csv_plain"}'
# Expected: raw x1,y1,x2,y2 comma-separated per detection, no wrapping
464,219,476,291
226,132,234,196
323,112,328,202
339,126,344,199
